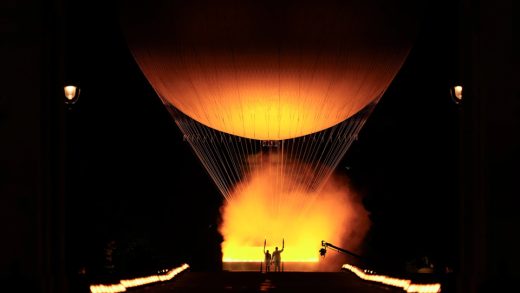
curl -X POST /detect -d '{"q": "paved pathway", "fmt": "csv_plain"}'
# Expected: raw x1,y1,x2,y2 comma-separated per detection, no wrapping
131,271,403,293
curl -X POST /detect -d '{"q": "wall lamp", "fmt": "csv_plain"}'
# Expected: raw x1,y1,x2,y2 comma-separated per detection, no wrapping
450,85,463,104
64,85,80,105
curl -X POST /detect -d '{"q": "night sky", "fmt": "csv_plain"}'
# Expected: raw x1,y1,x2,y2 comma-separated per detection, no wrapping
58,0,461,277
2,0,517,292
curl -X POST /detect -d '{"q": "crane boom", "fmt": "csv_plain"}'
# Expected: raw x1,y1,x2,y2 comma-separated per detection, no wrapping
320,240,365,260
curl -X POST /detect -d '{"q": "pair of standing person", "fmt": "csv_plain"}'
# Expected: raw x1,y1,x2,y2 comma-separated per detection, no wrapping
263,239,284,272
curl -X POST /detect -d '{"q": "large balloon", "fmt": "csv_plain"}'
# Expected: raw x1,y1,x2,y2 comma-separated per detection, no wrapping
122,0,418,140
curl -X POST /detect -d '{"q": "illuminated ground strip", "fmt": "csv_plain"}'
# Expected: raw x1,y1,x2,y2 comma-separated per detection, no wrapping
89,263,189,293
223,259,319,263
342,264,441,293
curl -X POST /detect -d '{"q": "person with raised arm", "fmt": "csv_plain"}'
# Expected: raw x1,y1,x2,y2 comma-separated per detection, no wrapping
263,239,271,272
271,239,284,272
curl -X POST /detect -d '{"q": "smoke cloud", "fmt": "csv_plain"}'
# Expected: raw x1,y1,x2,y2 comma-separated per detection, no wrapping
219,154,370,271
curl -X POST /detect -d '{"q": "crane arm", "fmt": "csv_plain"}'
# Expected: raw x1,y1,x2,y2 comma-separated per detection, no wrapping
320,240,365,260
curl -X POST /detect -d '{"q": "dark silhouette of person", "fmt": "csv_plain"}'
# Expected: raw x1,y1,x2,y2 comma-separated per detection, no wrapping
263,239,271,272
264,249,272,272
272,239,284,272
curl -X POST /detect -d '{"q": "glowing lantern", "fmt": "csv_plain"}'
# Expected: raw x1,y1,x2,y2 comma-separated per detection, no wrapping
451,85,463,104
64,85,80,104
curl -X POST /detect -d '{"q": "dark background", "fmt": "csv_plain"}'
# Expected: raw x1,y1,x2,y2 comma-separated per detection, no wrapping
0,0,516,292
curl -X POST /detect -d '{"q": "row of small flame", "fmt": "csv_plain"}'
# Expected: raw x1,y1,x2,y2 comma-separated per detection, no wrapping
342,264,441,293
89,263,190,293
222,258,319,262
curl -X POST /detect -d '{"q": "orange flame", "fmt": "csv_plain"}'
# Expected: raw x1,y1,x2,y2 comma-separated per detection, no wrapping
89,264,189,293
342,264,442,293
219,158,370,269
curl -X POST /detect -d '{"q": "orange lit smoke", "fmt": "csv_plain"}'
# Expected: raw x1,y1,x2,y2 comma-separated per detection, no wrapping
219,155,370,269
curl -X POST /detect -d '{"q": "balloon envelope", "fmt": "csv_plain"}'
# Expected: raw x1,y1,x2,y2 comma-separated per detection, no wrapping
122,0,417,140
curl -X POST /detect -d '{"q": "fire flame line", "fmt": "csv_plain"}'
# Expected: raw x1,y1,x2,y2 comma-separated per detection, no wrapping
223,258,318,263
89,263,189,293
342,264,441,293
